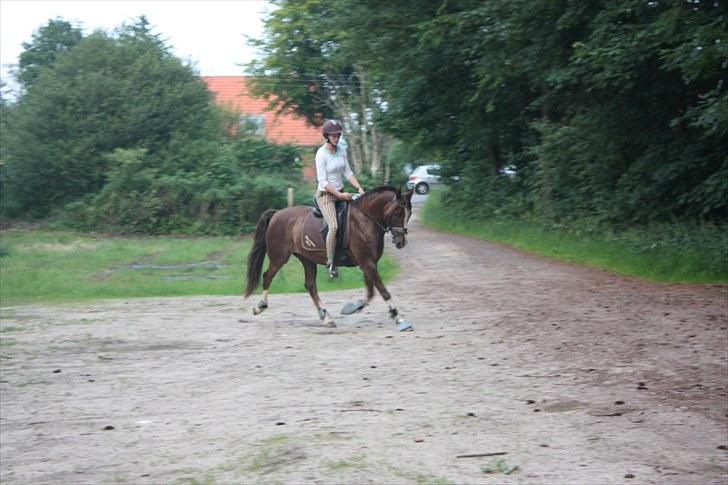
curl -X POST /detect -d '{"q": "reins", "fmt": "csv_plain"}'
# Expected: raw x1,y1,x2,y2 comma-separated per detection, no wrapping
351,198,388,233
351,194,407,235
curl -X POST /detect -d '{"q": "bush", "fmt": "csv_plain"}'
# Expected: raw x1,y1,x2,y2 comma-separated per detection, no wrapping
47,138,307,235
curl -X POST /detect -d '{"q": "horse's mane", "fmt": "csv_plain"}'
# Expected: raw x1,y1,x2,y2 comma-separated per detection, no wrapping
359,185,398,201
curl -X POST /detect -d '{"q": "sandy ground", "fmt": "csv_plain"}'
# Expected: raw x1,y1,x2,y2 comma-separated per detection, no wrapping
1,202,726,485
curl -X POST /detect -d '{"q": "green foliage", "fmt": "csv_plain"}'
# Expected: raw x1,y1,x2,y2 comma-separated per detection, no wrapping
247,0,339,123
247,0,395,180
52,140,305,235
2,16,306,235
424,190,727,284
17,18,83,90
4,2,726,238
2,17,219,218
481,458,519,475
333,0,727,225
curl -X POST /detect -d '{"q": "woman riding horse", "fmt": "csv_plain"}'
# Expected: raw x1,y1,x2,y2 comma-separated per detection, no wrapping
314,120,366,278
244,186,414,331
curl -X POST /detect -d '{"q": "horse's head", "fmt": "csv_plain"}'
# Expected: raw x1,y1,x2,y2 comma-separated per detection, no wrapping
384,187,414,249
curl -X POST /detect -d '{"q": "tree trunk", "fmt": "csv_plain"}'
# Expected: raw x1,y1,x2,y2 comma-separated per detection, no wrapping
370,120,380,177
357,69,371,175
331,96,362,174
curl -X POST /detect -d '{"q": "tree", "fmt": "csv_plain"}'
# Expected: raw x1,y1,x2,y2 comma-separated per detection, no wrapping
247,0,392,179
2,17,220,217
16,18,83,91
340,0,727,223
537,0,727,222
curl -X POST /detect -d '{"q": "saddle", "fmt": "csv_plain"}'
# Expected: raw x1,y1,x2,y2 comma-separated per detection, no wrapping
302,199,351,259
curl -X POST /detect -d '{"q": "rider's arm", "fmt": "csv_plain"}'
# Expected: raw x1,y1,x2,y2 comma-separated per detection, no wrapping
348,175,365,194
324,183,349,199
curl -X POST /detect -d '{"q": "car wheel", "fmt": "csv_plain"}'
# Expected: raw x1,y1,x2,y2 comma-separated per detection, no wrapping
415,183,429,195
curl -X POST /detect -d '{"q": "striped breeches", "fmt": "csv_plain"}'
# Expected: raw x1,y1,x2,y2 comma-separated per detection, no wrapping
315,191,338,262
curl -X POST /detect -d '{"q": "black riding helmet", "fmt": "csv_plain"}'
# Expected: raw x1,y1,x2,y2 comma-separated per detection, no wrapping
322,120,343,146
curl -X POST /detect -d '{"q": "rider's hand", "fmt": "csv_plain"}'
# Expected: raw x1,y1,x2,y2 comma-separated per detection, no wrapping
340,192,353,201
357,187,365,195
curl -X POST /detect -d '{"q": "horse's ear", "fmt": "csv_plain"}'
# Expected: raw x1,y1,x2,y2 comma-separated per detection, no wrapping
404,188,413,203
395,186,402,198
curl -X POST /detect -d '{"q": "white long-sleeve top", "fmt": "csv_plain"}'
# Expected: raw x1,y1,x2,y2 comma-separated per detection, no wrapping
315,140,353,192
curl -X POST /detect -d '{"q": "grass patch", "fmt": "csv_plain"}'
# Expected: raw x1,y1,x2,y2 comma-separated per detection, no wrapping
481,458,520,475
327,454,368,472
185,478,216,485
242,436,305,475
383,461,455,485
0,229,398,305
416,475,457,485
0,337,17,347
422,191,727,283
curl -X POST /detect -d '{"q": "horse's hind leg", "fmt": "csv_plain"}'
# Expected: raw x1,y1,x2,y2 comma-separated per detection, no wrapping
297,256,335,327
252,250,289,315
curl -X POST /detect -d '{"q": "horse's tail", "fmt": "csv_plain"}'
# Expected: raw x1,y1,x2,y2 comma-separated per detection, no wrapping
244,209,277,298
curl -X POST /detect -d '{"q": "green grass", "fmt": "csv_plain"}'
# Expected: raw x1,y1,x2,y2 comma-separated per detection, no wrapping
0,229,398,305
422,190,727,284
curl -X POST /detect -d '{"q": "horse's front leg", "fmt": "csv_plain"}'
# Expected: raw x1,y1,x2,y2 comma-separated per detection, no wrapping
364,275,375,306
359,261,412,331
298,257,335,328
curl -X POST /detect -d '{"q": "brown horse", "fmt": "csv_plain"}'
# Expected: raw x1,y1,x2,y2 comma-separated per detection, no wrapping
244,186,414,330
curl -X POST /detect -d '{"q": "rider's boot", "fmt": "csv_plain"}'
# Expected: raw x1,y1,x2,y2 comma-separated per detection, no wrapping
327,260,338,279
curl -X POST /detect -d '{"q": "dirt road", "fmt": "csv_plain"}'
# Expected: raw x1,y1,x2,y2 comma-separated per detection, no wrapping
1,204,726,484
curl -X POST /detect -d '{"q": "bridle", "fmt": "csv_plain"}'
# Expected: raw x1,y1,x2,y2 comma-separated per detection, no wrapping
352,195,409,236
385,210,408,237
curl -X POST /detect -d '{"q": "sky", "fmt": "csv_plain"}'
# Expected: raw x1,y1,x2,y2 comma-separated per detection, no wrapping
1,0,272,92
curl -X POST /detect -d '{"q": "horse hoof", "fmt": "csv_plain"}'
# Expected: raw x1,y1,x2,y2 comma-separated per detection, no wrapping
324,320,337,328
341,299,366,315
253,300,267,315
397,319,413,332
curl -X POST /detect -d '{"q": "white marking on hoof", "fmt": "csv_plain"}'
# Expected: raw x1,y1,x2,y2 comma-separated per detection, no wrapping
319,308,336,327
397,318,413,332
252,299,267,315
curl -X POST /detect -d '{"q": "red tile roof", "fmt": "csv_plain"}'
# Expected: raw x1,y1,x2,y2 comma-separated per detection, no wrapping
201,76,321,146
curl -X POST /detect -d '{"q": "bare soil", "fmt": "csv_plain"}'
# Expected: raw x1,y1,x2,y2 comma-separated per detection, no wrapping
1,205,726,484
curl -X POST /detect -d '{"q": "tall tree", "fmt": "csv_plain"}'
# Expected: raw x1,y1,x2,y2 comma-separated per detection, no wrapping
16,18,83,91
341,0,727,223
247,0,391,178
2,17,219,217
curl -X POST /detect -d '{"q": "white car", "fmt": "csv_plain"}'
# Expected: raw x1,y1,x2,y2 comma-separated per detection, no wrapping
406,164,442,195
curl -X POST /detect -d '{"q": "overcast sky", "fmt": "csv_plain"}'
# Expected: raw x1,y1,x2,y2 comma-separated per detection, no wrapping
1,0,271,91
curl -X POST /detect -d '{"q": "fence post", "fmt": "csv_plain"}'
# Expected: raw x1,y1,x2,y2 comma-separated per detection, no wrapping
287,187,294,207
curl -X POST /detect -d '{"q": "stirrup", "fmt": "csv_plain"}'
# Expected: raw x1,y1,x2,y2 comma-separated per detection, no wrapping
327,263,338,279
